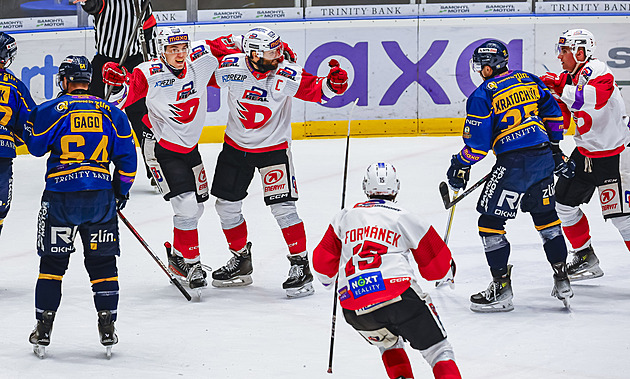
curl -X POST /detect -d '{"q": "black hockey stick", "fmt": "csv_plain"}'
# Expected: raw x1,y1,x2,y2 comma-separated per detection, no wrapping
104,0,151,101
328,98,358,374
117,210,192,301
439,172,491,209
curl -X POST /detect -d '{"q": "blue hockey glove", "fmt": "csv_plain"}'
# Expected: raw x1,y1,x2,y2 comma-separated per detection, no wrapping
115,193,129,211
446,155,471,190
553,152,576,179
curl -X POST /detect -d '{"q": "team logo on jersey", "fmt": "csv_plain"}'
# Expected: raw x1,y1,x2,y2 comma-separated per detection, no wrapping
236,100,273,129
486,82,498,90
176,81,197,101
168,97,200,125
71,112,103,132
0,85,9,104
581,67,593,80
155,78,175,88
349,272,386,299
220,57,239,68
190,45,208,61
54,101,68,113
243,86,268,102
276,67,297,80
149,63,163,75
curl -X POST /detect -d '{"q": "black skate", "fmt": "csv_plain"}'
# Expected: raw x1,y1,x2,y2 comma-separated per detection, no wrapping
187,262,208,291
212,242,253,288
29,310,55,359
470,265,514,313
166,242,190,279
98,310,118,359
282,254,315,298
567,245,603,281
551,262,573,309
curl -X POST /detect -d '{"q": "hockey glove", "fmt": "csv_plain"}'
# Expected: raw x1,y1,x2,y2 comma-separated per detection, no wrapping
540,72,571,96
435,259,456,289
326,59,349,95
553,152,576,179
281,41,297,63
115,193,129,211
102,62,129,87
446,155,470,191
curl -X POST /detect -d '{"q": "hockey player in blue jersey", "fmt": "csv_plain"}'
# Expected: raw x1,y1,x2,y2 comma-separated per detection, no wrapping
446,40,574,312
0,32,36,236
24,56,137,358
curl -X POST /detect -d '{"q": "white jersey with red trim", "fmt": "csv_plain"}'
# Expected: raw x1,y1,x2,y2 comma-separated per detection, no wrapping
560,59,630,157
112,38,237,153
214,53,333,152
312,199,451,311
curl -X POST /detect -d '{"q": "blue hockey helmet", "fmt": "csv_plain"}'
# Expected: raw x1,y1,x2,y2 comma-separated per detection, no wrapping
471,40,509,73
0,32,18,68
57,55,92,90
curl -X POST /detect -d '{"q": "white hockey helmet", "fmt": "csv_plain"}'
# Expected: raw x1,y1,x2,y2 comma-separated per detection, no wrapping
242,27,283,60
156,26,190,57
363,162,400,198
556,29,596,63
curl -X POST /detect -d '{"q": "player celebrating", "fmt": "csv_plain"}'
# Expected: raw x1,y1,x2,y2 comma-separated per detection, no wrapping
209,26,349,298
541,29,630,281
446,40,573,311
312,162,461,379
24,56,136,358
102,26,240,291
0,32,36,237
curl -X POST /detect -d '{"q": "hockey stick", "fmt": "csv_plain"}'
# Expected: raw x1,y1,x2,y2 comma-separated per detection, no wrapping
104,0,151,101
133,0,150,61
439,172,491,209
435,189,459,289
117,210,192,301
327,98,358,374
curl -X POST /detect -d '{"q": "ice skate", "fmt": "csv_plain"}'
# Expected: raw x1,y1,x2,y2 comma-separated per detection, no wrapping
283,254,315,298
551,262,574,309
165,242,190,280
567,245,603,281
470,265,514,313
97,310,118,359
29,310,55,359
187,262,209,298
212,242,253,288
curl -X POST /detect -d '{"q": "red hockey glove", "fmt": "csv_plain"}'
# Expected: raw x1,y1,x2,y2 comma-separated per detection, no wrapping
102,62,129,87
280,41,297,63
327,59,348,95
540,72,571,96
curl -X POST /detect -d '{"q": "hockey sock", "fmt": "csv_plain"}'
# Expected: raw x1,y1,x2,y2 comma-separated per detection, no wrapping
562,214,591,250
222,220,248,252
432,360,462,379
35,255,70,320
173,228,200,262
382,348,414,379
281,222,307,255
543,235,569,264
85,255,119,321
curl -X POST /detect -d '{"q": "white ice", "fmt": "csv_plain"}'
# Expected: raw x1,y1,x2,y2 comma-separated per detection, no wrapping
1,136,628,378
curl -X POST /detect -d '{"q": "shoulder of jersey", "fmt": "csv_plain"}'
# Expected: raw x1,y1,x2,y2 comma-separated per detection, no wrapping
219,53,246,69
581,59,608,80
275,62,302,82
188,40,214,62
138,58,166,76
0,70,18,84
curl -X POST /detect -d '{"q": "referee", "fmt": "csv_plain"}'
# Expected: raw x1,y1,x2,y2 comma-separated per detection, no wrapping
74,0,157,181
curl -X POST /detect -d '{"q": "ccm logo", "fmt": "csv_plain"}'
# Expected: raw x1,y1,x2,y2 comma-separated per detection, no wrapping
264,170,284,185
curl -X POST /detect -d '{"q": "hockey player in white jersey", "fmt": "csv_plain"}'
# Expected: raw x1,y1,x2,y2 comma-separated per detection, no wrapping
209,26,350,298
102,26,240,290
313,163,461,379
541,29,630,281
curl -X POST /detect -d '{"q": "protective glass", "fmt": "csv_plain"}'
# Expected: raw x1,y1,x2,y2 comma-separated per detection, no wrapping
164,45,190,55
262,45,283,60
469,57,482,73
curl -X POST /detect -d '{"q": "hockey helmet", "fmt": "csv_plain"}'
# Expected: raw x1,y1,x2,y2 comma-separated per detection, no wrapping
363,162,400,198
57,55,92,90
470,40,509,73
556,29,596,63
242,27,283,60
0,32,18,68
156,26,190,56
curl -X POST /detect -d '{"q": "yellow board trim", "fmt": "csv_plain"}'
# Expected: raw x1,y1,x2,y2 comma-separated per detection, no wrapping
91,276,118,284
38,273,63,281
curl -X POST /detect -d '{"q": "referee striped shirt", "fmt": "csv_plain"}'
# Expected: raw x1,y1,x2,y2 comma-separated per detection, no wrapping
82,0,156,59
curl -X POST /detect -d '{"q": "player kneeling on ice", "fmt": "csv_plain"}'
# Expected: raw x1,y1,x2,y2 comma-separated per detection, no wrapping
209,26,349,298
446,40,573,312
313,163,462,379
102,26,241,291
24,56,137,358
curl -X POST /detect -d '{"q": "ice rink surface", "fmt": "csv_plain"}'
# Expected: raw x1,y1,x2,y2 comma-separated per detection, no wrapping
1,136,629,378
